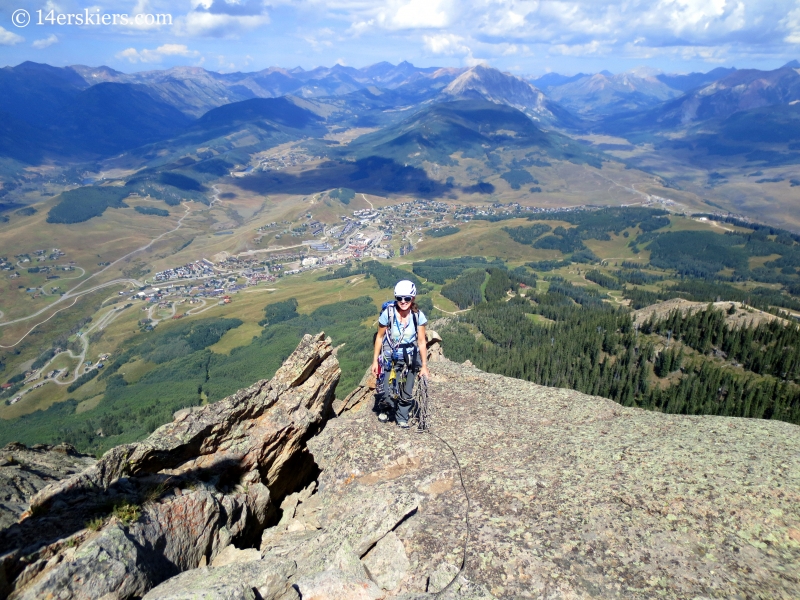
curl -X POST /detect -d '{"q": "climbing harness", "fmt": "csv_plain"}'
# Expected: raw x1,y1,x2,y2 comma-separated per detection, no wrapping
377,302,420,413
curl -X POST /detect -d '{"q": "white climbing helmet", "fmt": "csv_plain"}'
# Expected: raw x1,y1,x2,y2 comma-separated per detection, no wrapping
394,280,417,298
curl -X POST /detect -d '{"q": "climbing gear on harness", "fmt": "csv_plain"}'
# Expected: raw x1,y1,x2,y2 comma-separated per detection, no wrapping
380,358,408,408
378,412,389,423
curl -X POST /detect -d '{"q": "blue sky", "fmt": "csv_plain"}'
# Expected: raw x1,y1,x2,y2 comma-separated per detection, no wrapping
2,0,800,76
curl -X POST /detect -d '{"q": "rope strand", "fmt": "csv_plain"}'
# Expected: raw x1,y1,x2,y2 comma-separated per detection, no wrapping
413,377,472,597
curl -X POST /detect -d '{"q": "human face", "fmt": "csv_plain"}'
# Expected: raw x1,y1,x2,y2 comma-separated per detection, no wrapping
395,296,413,305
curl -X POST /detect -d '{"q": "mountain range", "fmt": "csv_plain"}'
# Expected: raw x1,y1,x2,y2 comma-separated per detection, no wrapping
531,66,739,118
2,59,800,188
602,63,800,132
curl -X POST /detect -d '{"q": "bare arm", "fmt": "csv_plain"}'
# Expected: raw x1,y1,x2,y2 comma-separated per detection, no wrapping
417,324,429,377
371,325,387,376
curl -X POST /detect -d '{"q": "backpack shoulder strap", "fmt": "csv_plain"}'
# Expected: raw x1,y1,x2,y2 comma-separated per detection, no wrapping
378,302,394,326
382,303,397,349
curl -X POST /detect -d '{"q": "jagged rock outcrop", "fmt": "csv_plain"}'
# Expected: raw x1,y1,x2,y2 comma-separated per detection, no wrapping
0,332,339,600
3,330,799,599
0,443,96,531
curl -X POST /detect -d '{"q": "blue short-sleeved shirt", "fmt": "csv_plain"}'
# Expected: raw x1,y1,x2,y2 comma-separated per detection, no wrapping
379,307,427,345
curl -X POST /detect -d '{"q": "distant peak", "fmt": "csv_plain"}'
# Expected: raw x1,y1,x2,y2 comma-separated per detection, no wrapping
782,59,800,69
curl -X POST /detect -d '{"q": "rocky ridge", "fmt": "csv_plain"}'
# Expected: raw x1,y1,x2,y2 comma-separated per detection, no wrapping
0,332,339,599
1,331,799,599
245,356,800,598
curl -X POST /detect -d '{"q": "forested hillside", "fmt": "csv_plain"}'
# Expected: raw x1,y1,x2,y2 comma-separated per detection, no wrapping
440,279,800,425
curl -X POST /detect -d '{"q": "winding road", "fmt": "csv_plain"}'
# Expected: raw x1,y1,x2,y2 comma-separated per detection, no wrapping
147,302,176,324
0,202,194,348
8,303,131,404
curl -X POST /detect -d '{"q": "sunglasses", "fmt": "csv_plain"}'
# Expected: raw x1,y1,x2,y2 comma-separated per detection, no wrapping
395,296,414,303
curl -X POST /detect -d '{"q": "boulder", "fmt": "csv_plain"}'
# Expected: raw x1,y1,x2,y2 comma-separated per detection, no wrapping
362,531,410,591
0,443,96,530
142,557,298,600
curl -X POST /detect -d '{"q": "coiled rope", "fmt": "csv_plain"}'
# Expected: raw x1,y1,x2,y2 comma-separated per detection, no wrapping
413,377,472,597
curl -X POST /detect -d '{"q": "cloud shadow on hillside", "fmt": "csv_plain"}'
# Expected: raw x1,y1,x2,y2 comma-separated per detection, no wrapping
231,156,491,198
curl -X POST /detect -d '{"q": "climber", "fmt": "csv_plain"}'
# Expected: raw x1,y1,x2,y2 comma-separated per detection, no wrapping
371,279,430,428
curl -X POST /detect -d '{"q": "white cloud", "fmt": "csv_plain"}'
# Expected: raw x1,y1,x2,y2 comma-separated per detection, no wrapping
42,0,62,12
464,54,486,67
216,54,237,70
176,11,269,37
423,33,470,56
783,7,800,44
348,19,374,35
116,44,200,63
422,32,487,67
32,34,58,49
0,26,24,46
179,0,798,69
304,28,336,50
346,0,453,33
11,0,796,73
638,0,745,44
549,40,610,57
391,0,450,29
117,48,142,61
